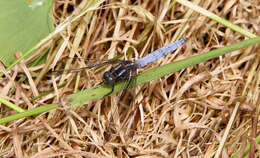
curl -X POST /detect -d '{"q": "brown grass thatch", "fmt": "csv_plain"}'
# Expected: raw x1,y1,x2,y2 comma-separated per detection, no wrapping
0,0,259,157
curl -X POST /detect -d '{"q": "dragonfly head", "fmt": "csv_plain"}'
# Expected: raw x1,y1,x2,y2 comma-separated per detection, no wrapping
103,71,114,86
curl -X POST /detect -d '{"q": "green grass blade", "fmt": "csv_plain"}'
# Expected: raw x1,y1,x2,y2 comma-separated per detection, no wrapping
0,104,58,124
0,96,25,113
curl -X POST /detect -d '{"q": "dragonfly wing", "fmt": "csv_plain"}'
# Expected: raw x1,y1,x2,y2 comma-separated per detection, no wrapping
51,59,126,74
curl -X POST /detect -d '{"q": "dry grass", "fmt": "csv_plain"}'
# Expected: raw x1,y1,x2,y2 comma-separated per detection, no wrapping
0,0,260,158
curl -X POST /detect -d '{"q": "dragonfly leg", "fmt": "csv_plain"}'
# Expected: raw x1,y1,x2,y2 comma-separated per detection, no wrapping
124,66,137,90
105,84,114,96
124,71,133,90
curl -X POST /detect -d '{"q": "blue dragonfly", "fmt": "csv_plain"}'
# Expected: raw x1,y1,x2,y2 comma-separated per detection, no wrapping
101,38,187,95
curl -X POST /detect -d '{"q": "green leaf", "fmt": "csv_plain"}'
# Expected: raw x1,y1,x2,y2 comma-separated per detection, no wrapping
0,0,53,67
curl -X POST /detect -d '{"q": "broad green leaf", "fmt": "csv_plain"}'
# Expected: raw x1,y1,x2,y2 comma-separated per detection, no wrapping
0,0,53,66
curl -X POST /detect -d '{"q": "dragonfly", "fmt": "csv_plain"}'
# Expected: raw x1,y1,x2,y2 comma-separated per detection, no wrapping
53,38,187,95
102,38,187,95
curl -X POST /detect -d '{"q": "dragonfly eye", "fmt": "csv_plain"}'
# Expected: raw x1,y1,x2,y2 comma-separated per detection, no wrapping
103,71,114,86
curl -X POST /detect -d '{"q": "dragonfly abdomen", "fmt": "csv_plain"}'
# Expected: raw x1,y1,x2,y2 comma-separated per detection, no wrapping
135,38,187,68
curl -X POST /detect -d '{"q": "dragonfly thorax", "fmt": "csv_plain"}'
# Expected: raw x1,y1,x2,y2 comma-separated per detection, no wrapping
103,61,136,88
